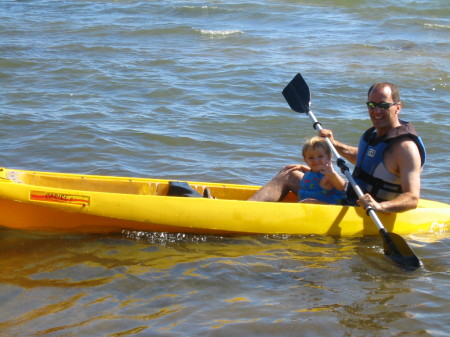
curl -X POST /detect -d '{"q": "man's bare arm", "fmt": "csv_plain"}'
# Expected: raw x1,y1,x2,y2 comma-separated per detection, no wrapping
318,129,358,164
379,139,421,212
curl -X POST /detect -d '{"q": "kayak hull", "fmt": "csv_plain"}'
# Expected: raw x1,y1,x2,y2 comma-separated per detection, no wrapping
0,168,448,236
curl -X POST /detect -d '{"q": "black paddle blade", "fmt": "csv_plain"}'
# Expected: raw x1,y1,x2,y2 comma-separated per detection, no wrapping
282,73,311,114
381,230,421,271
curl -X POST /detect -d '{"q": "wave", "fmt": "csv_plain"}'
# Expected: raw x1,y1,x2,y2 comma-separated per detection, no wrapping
196,29,244,37
176,5,234,15
125,26,244,38
424,23,450,30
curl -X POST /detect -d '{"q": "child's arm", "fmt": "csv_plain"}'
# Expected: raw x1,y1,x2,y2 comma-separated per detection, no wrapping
321,162,346,191
325,171,346,191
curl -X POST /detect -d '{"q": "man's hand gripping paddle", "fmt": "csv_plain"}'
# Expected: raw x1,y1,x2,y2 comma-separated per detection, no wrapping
282,73,421,271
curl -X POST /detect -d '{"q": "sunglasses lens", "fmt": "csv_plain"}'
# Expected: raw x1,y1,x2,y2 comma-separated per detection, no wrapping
367,102,376,109
366,102,395,109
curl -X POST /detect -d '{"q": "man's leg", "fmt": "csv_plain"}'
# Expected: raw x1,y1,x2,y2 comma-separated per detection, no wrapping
248,169,304,202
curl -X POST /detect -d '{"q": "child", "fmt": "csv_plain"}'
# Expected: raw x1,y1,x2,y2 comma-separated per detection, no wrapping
298,136,346,205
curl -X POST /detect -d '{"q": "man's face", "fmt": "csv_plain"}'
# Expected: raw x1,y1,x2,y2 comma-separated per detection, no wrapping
367,85,401,135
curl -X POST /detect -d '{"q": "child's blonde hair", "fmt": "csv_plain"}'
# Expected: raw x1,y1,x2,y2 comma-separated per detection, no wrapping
302,136,331,159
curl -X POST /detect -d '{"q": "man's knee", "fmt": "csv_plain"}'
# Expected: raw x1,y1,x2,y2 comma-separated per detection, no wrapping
286,170,303,192
271,169,302,193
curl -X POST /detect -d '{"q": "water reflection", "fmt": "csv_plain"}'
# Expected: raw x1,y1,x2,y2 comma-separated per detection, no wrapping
0,229,448,336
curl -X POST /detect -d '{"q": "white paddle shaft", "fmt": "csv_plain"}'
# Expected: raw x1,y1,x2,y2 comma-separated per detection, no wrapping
306,110,385,231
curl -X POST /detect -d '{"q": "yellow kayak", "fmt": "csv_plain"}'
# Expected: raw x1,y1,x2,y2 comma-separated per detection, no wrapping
0,167,448,236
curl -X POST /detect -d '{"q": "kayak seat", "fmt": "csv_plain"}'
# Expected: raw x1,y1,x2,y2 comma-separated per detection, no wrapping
167,181,215,198
167,181,203,197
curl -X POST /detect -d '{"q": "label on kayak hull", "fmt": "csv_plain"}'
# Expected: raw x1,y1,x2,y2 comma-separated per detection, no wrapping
30,191,90,206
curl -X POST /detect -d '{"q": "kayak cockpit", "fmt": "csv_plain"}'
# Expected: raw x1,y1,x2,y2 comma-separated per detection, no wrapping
2,169,266,200
5,170,164,195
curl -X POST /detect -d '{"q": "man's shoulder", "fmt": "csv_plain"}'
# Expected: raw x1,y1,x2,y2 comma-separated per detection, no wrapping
387,137,421,159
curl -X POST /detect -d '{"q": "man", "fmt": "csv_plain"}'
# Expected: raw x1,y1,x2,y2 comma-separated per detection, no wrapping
249,82,426,213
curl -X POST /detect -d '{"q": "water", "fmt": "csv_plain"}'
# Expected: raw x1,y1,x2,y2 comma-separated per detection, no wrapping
1,0,449,336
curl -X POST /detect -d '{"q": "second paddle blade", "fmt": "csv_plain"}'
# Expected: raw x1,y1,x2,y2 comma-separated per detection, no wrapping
383,232,421,271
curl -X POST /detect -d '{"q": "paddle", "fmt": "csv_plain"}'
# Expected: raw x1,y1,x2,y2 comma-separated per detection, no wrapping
282,73,421,271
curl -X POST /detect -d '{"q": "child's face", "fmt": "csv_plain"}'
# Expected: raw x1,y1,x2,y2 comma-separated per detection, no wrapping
303,146,331,172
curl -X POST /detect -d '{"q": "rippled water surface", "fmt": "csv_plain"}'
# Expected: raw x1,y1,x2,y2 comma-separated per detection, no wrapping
1,0,449,336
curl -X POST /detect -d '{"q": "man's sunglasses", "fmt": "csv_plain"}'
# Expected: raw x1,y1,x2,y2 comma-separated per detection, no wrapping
366,101,398,110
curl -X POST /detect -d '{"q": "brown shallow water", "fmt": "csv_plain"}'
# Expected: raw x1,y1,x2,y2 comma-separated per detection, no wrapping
0,230,449,336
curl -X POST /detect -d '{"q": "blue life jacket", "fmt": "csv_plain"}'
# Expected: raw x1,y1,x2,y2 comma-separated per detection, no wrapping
347,120,426,203
299,171,345,205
